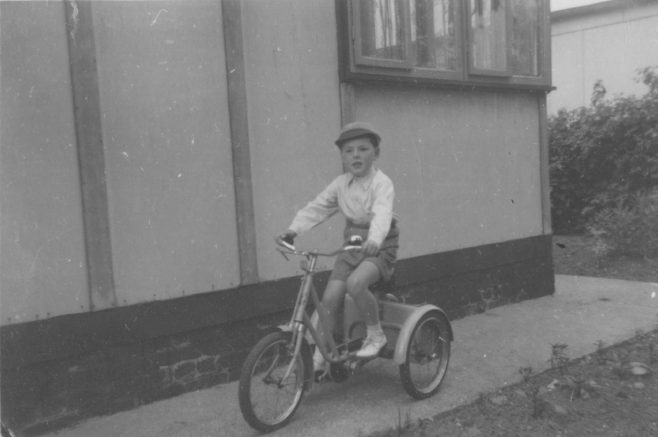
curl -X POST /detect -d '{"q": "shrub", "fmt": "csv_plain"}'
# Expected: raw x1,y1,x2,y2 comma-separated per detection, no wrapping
549,66,658,233
586,190,658,259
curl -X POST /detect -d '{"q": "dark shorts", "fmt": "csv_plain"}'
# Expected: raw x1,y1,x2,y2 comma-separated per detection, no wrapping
329,220,399,283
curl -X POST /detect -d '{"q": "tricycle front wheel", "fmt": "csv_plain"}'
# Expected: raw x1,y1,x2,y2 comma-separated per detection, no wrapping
399,312,451,399
238,331,310,432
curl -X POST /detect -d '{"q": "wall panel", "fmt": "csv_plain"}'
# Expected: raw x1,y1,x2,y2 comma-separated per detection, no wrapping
92,1,239,303
0,2,88,324
241,0,344,281
355,87,543,259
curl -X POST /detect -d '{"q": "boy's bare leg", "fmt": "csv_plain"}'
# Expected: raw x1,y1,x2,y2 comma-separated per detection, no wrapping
313,279,346,370
345,261,381,325
346,261,387,358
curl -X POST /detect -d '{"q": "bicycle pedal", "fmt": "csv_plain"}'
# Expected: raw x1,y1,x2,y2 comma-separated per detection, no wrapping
346,356,373,371
314,369,331,383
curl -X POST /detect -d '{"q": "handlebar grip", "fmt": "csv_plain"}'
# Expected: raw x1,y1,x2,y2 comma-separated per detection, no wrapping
280,240,295,251
282,234,295,247
275,236,296,251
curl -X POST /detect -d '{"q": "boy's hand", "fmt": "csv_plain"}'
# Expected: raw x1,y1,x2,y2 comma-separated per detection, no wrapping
276,230,297,248
362,240,379,257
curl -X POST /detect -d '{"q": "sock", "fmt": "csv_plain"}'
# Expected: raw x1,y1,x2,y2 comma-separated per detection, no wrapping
366,323,384,339
313,345,325,363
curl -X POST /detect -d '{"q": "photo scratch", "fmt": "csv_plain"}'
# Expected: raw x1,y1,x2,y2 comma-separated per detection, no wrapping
150,8,168,27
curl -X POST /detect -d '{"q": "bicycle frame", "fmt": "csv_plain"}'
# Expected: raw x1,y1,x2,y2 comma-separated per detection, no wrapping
277,247,349,369
274,240,454,382
279,239,379,367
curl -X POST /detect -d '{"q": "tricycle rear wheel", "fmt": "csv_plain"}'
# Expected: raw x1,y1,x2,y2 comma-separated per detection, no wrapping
399,312,451,399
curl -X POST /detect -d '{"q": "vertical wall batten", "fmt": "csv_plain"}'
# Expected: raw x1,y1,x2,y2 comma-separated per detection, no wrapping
339,83,356,126
221,0,259,284
64,0,117,310
538,93,552,234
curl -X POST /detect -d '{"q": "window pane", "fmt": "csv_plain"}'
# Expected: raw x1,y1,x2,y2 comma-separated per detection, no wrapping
411,0,458,70
510,0,539,76
360,0,407,61
344,0,550,87
469,0,507,72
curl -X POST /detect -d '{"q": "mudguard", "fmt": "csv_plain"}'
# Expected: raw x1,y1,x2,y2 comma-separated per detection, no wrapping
393,305,453,365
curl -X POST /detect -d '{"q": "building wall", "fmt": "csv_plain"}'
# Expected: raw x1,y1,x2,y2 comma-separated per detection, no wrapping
241,0,546,280
0,1,89,324
549,0,658,113
0,0,548,323
0,1,553,434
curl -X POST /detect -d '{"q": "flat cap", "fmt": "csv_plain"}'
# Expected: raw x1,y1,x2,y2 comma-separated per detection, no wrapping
335,121,381,147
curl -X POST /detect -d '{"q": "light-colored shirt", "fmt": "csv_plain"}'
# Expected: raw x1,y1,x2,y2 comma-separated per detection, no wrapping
288,168,395,246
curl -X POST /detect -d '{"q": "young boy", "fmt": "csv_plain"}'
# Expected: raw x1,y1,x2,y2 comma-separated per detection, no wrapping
277,121,399,372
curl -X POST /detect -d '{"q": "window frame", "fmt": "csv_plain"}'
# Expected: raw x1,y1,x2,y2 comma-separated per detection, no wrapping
353,0,414,69
337,0,551,91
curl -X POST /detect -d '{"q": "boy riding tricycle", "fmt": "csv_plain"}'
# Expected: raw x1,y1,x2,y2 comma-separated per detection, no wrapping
238,122,453,432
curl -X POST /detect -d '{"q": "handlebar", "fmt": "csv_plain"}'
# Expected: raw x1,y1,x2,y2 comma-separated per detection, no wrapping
274,236,362,258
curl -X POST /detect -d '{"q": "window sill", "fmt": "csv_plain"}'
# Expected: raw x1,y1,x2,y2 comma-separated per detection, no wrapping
341,69,554,93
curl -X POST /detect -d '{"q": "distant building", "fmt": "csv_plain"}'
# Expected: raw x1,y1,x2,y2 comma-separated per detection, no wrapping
549,0,658,113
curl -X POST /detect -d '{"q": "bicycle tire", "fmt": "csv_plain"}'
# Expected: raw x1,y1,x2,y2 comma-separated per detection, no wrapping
238,331,310,432
399,312,451,400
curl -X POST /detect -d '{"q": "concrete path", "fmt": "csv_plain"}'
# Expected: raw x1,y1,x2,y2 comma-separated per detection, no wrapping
44,275,658,437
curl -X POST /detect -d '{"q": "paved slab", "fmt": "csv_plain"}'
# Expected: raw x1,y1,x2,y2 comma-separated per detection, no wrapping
44,275,658,437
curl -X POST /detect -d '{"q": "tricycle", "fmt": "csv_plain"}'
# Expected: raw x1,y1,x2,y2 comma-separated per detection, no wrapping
238,237,453,432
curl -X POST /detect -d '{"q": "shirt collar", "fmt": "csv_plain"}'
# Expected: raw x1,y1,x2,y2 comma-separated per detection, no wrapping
348,167,377,188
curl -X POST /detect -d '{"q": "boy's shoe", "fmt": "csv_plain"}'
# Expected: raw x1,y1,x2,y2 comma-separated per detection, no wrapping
355,333,387,358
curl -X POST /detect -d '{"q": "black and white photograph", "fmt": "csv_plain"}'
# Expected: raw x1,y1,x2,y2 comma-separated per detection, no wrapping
1,0,657,436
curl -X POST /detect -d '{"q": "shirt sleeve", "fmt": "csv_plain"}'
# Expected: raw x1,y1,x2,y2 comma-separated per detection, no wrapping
367,175,394,246
288,178,340,235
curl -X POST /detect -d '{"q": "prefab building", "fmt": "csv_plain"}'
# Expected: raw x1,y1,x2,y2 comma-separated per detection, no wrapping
0,0,553,433
550,0,658,113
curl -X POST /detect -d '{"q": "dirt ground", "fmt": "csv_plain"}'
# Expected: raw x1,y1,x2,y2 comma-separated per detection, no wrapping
552,235,658,283
369,234,658,437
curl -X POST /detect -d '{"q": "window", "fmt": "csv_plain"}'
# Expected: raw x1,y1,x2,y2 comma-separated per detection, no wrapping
412,0,459,71
352,0,461,78
356,0,410,67
469,0,510,75
509,0,540,76
468,0,541,76
339,0,549,89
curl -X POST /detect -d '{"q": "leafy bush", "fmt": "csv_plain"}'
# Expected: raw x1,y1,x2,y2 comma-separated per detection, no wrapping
549,66,658,233
587,191,658,259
